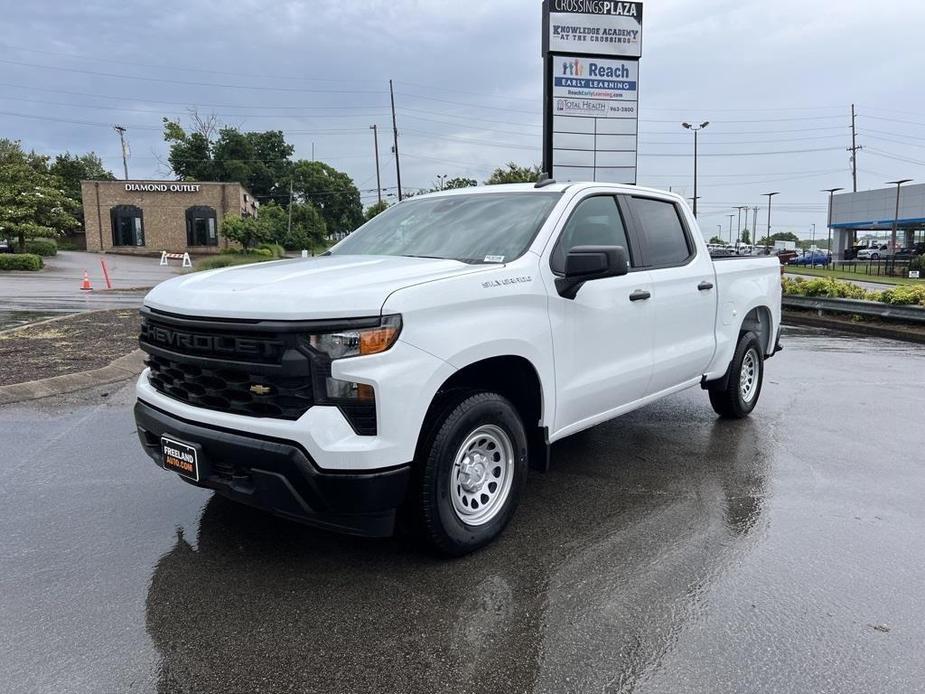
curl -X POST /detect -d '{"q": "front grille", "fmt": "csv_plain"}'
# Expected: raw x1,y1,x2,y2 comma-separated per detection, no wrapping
140,309,316,421
145,353,314,420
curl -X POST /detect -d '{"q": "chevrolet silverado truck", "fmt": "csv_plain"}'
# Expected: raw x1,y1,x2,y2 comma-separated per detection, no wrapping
134,182,782,555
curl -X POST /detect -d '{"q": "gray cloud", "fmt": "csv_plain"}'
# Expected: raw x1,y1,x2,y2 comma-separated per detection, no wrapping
3,0,924,237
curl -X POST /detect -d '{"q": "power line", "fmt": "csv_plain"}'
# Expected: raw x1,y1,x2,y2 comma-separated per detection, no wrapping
0,58,388,95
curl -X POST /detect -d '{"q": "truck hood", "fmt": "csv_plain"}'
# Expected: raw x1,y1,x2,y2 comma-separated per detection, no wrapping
144,255,490,320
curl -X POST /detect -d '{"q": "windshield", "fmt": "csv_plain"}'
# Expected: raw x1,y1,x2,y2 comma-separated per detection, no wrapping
329,192,562,263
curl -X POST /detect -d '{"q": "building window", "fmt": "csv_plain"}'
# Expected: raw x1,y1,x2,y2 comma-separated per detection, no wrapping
110,205,145,247
186,206,218,246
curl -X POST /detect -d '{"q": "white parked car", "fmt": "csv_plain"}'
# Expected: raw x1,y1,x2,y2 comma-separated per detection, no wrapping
857,245,891,260
134,182,782,555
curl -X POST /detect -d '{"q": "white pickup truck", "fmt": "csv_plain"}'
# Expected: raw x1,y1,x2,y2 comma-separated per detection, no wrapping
134,182,782,555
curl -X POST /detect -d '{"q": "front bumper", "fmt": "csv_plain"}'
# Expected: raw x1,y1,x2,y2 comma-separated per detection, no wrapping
134,399,411,537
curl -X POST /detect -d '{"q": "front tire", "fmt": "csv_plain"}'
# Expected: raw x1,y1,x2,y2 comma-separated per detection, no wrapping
708,331,764,419
412,392,528,556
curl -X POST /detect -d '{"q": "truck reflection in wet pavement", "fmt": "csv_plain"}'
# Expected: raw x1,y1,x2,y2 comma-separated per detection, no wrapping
145,415,769,693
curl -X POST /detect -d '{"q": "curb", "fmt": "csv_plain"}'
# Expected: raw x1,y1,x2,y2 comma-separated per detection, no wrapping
783,310,925,344
0,349,146,405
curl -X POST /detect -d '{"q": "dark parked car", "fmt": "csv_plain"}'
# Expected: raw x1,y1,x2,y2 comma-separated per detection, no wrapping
0,237,14,254
775,249,799,265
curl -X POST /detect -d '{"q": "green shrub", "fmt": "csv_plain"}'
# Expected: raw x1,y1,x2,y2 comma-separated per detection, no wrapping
782,277,869,300
258,243,286,259
23,238,58,256
879,285,925,306
0,253,44,271
909,255,925,273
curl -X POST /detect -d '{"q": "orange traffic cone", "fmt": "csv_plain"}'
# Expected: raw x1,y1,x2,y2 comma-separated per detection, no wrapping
80,271,93,291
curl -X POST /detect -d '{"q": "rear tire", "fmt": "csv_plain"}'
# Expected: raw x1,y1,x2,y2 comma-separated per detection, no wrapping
412,391,527,556
708,331,764,419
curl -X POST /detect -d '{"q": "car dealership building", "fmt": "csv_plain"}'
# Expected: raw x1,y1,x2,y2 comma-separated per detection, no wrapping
80,180,259,255
829,183,925,256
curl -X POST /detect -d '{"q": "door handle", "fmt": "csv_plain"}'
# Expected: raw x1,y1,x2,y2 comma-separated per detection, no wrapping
629,290,651,302
698,281,714,291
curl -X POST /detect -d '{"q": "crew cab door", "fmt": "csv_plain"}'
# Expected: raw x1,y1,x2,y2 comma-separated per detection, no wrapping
623,195,717,394
546,193,654,436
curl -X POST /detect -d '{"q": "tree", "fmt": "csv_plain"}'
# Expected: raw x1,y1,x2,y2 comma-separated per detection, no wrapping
290,160,363,235
220,215,271,251
741,228,751,244
442,177,477,190
163,118,294,199
364,200,390,221
254,200,327,250
485,163,543,185
708,235,725,245
756,231,799,246
49,152,115,226
0,139,79,251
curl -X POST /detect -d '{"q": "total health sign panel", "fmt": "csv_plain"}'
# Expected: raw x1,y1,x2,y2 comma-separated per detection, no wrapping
543,0,642,185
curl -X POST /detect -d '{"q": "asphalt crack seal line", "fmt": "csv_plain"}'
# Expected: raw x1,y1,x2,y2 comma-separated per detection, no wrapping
0,349,145,406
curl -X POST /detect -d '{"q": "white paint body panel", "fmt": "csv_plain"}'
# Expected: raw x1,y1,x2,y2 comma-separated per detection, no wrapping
137,182,781,470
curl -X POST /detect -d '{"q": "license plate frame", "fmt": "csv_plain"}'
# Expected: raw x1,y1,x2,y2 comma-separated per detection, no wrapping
161,436,200,482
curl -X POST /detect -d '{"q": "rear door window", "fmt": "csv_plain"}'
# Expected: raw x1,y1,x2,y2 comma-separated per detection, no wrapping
628,197,692,267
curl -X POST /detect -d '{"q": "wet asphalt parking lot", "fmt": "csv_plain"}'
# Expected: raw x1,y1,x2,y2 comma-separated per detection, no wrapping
1,325,924,694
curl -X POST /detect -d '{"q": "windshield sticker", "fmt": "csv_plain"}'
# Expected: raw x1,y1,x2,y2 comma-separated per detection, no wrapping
484,255,505,263
482,276,532,289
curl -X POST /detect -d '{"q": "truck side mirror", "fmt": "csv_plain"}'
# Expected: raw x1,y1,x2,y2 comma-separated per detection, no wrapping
555,245,629,300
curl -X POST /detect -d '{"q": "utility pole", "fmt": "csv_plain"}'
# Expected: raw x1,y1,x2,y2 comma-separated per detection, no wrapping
682,121,709,218
763,192,780,254
389,79,403,201
287,177,293,239
848,104,861,193
113,125,129,180
727,214,735,244
369,125,382,205
751,206,759,244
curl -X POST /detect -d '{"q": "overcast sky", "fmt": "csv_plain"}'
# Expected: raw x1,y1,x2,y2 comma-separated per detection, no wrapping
3,0,924,240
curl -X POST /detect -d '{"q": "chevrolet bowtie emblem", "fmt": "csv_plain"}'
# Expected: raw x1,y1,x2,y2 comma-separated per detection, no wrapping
250,384,272,396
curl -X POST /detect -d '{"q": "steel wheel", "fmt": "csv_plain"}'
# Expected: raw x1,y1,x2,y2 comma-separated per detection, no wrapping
449,424,514,526
740,347,759,403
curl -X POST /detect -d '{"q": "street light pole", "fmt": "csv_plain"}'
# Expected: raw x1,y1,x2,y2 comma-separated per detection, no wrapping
437,174,448,190
886,179,912,274
762,192,780,253
682,121,709,218
822,187,845,261
727,214,735,245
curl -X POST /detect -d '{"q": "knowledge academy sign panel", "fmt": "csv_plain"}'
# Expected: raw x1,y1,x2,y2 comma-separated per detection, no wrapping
544,0,643,58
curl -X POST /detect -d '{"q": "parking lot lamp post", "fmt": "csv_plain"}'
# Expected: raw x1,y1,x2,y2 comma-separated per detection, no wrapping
763,192,780,253
822,187,844,261
727,214,735,244
886,179,912,274
682,121,709,217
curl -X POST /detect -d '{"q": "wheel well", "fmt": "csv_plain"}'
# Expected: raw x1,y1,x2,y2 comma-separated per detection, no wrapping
416,356,546,467
740,306,772,357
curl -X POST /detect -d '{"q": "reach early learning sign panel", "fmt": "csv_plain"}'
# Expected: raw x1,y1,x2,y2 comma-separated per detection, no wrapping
545,0,643,59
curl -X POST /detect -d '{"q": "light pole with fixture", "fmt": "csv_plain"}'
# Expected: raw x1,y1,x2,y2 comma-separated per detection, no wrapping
682,121,709,218
762,192,780,253
886,179,912,273
437,174,448,190
727,214,735,244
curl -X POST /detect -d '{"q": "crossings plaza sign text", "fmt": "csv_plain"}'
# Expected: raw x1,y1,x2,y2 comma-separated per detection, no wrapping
544,0,643,58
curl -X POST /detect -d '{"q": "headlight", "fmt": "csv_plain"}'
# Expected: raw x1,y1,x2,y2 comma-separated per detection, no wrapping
309,315,402,360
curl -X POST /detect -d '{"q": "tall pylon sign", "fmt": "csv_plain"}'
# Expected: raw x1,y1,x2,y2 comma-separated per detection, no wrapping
542,1,643,184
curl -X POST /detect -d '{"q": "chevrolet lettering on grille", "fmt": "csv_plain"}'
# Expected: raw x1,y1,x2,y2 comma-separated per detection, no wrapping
142,322,282,360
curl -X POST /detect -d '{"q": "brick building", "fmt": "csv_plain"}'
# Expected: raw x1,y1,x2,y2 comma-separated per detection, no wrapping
80,180,259,255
